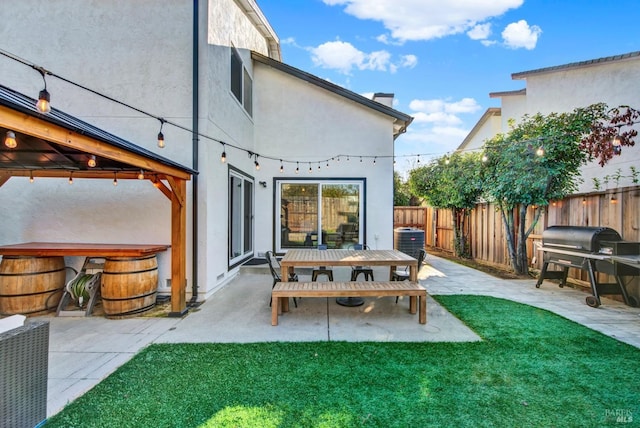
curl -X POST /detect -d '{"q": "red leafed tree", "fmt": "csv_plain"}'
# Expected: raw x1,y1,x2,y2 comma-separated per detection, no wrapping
580,105,639,166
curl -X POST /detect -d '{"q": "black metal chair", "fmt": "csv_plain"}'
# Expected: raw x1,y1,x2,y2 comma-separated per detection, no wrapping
392,248,427,302
266,251,297,307
311,244,334,281
350,243,374,281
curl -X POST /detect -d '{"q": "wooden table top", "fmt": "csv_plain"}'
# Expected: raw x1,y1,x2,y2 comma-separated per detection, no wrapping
0,242,170,257
280,248,417,267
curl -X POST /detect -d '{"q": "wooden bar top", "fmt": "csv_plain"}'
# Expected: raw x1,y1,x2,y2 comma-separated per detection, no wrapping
0,242,170,257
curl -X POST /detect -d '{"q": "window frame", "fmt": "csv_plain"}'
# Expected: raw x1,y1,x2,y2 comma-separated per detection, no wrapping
274,178,366,254
230,47,253,117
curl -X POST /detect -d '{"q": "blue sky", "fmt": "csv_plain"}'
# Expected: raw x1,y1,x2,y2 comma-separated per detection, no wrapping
258,0,640,176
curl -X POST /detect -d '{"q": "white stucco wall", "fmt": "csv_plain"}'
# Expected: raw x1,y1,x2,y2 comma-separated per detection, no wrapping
0,0,404,305
458,109,502,151
506,57,640,193
0,0,194,292
252,63,397,251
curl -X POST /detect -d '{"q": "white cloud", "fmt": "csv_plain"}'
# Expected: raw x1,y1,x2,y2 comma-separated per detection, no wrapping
501,20,542,50
412,111,463,126
400,54,418,68
445,97,482,114
467,23,492,40
323,0,523,43
309,40,417,74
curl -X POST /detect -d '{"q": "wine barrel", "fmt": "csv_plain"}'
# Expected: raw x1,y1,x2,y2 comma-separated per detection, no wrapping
100,255,158,318
0,256,66,315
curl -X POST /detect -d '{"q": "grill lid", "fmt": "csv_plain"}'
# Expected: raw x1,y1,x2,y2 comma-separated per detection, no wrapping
542,226,622,253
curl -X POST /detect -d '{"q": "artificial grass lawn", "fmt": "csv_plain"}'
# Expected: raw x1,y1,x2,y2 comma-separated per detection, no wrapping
45,295,639,427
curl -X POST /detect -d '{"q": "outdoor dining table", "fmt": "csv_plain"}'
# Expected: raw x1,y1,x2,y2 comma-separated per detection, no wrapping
280,248,418,306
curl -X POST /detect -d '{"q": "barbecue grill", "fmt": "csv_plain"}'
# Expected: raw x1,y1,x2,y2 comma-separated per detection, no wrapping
536,226,640,308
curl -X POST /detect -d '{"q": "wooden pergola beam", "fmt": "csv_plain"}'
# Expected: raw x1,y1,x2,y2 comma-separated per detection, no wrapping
0,105,191,180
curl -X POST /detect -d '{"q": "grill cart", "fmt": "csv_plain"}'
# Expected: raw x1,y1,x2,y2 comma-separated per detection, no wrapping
536,226,640,308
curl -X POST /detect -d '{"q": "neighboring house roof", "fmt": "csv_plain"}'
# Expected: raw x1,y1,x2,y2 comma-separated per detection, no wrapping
251,51,414,138
238,0,281,61
511,51,640,79
0,84,197,176
457,107,501,151
489,88,526,98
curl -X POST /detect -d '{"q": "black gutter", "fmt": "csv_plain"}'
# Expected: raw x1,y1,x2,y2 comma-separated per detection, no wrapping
189,0,200,306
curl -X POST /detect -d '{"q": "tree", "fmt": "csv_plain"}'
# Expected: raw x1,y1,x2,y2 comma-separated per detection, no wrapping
482,103,637,275
393,171,412,206
408,152,484,257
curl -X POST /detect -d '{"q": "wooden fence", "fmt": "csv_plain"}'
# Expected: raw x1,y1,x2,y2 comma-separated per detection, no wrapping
394,185,640,299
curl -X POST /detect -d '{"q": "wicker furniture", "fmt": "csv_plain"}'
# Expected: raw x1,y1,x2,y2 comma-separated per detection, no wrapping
0,320,49,428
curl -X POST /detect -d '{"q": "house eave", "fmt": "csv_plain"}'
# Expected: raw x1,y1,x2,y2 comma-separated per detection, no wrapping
512,51,640,80
251,51,413,138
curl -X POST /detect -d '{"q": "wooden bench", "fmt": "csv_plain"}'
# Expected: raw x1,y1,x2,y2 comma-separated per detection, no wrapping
271,281,427,326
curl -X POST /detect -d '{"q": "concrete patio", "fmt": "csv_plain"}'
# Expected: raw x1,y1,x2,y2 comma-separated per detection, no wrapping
34,254,640,418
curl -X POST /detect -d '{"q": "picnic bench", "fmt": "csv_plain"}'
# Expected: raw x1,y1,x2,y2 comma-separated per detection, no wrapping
271,281,427,325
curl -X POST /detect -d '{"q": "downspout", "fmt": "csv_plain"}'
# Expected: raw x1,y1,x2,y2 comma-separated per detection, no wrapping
189,0,200,305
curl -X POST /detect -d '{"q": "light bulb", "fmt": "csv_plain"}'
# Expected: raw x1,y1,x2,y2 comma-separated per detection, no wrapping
4,131,17,148
87,155,97,168
221,151,226,163
157,131,165,148
138,170,145,180
36,89,51,113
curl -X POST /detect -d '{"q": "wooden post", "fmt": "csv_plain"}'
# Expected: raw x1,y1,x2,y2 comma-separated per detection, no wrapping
169,177,188,317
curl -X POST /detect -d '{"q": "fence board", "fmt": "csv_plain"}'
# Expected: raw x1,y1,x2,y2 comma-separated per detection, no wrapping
394,185,639,300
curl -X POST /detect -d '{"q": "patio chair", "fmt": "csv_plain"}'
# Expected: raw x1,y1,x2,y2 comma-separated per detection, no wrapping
392,248,427,302
350,243,374,281
311,244,334,281
266,251,297,308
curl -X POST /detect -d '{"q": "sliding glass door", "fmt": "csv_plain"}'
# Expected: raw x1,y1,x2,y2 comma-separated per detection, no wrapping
276,179,364,252
229,167,254,266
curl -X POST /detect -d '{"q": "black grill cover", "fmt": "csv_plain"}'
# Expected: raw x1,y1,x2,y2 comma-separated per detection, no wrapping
542,226,622,253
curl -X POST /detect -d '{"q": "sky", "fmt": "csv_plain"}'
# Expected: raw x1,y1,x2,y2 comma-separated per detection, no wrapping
257,0,640,177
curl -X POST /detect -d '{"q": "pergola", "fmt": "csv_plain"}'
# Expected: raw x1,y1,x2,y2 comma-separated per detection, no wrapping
0,84,197,316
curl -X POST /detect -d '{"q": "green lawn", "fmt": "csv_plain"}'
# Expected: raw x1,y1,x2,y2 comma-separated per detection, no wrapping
45,295,640,427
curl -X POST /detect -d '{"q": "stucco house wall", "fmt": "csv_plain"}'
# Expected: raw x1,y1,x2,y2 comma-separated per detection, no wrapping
252,61,397,251
0,0,411,303
499,54,640,193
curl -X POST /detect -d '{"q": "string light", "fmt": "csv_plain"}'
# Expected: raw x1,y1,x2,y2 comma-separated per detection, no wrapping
4,130,17,148
87,155,97,168
254,154,260,170
295,162,299,174
220,144,226,163
137,170,145,180
481,154,488,162
373,157,377,165
113,172,118,186
8,49,638,177
612,132,622,155
157,119,165,148
68,171,73,184
279,160,284,173
536,146,545,156
29,170,34,183
308,163,312,173
35,68,51,114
